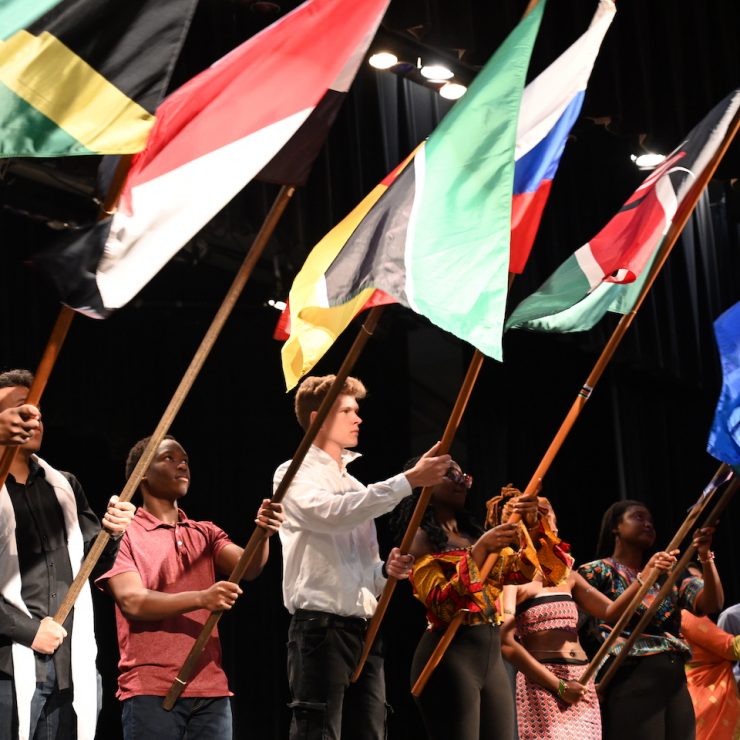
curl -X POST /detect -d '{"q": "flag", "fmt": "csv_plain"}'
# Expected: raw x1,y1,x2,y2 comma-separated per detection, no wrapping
707,301,740,468
506,89,740,333
274,149,418,347
0,0,198,157
34,0,391,317
510,0,615,273
279,0,615,385
279,1,546,389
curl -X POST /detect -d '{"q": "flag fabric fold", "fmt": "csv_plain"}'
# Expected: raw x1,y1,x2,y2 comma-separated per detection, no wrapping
506,89,740,333
707,301,740,469
35,0,391,317
280,1,547,388
0,0,198,157
510,0,615,273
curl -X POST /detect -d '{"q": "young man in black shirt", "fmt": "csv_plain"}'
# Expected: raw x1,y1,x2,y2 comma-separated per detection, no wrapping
0,369,135,740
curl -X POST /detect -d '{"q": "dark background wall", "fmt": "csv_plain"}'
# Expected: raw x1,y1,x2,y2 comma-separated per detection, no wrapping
1,1,739,737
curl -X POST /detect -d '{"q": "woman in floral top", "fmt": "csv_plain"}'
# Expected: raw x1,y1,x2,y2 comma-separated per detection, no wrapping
390,460,569,740
578,499,724,740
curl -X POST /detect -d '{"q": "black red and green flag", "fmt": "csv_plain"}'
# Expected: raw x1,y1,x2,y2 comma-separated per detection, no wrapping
0,0,198,157
505,89,740,333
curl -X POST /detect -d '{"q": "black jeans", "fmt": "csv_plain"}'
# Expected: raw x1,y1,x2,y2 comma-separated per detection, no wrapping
601,652,696,740
410,623,515,740
286,610,387,740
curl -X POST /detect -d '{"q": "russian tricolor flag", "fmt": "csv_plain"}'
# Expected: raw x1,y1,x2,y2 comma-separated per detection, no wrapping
509,0,615,274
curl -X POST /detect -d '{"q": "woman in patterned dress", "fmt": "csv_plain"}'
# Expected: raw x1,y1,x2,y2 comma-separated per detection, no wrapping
500,500,676,740
578,499,724,740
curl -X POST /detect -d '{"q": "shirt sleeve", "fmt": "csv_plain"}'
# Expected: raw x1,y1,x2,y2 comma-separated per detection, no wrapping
204,522,234,561
577,560,612,598
678,574,704,613
275,464,412,534
94,532,139,589
411,550,496,626
0,595,40,647
718,606,740,636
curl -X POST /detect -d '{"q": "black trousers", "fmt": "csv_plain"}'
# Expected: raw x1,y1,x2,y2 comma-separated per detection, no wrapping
287,610,387,740
410,623,515,740
601,652,696,740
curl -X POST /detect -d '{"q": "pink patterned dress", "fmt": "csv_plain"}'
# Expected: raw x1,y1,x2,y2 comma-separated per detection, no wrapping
514,594,601,740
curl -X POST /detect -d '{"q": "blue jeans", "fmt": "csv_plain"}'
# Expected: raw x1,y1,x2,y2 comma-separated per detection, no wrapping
121,695,232,740
0,659,75,740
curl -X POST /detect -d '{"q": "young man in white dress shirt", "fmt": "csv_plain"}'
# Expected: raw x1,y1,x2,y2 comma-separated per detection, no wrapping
274,374,451,740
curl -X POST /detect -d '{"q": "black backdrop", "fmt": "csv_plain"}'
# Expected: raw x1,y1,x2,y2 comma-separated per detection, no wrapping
1,1,739,737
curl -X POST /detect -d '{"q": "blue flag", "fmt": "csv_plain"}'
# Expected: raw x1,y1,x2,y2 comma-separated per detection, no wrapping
707,301,740,468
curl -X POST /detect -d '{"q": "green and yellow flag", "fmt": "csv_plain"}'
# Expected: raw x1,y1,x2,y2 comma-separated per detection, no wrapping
0,0,198,157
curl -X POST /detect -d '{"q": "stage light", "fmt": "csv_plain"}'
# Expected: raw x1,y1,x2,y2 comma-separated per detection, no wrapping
439,82,467,100
369,52,398,70
420,64,453,81
630,152,666,169
267,299,287,311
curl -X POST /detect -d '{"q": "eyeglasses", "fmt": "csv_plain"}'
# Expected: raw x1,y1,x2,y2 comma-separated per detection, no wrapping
445,468,473,489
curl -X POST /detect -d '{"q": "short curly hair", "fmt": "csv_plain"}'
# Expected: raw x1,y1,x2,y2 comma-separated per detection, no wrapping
125,434,178,480
0,369,33,389
294,375,366,431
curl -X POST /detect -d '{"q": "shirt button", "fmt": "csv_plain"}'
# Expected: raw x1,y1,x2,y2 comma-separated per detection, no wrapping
51,593,56,599
177,541,183,546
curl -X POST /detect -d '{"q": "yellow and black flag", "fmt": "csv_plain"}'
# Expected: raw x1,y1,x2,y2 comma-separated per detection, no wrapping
0,0,198,157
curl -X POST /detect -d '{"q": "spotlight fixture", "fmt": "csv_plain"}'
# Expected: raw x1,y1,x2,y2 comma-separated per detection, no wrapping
439,82,467,100
630,152,666,170
369,51,399,69
420,64,454,81
267,299,287,311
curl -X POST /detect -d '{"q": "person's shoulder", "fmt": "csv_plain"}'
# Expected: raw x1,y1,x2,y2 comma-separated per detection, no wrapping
577,558,611,577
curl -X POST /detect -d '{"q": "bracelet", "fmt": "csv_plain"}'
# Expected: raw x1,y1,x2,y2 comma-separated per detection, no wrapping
699,551,715,564
556,678,567,699
636,571,644,586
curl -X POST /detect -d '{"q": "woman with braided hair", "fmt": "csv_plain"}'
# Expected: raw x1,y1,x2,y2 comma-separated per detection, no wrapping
578,500,724,740
389,460,562,740
497,496,677,740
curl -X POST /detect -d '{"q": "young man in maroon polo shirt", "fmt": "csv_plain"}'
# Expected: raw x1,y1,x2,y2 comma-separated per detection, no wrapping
98,435,283,739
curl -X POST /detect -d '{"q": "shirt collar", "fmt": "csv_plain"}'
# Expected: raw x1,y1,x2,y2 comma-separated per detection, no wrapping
308,444,361,472
135,506,191,531
7,456,45,485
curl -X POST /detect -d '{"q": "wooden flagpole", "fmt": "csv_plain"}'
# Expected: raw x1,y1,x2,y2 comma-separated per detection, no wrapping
411,103,740,697
0,155,134,492
578,463,733,685
163,304,385,708
596,474,738,693
351,348,486,683
53,184,296,629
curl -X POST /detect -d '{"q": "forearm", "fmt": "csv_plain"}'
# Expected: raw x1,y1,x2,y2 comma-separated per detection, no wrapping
243,538,270,581
695,560,724,614
116,589,205,621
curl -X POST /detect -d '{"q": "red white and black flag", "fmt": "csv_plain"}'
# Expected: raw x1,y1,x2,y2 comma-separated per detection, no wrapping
36,0,389,317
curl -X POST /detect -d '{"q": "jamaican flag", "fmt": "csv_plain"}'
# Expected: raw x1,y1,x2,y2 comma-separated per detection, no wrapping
0,0,198,157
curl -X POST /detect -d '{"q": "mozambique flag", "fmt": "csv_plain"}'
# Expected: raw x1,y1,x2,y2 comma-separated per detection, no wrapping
34,0,391,316
506,90,740,333
707,301,740,469
0,0,198,157
280,1,546,389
